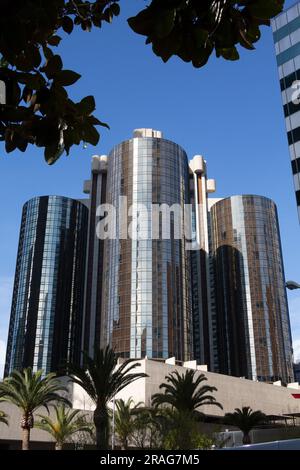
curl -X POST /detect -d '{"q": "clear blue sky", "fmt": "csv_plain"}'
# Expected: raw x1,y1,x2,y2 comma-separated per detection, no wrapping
1,0,299,375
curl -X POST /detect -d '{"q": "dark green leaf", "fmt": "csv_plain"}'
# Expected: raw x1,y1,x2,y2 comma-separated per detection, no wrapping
5,129,17,152
111,3,120,17
92,16,102,28
216,47,240,61
128,9,155,36
45,55,63,79
48,35,61,47
43,46,54,60
87,115,109,129
62,16,74,34
245,22,261,45
192,44,213,68
77,96,95,115
193,28,209,48
51,84,68,104
15,133,28,152
81,20,92,32
155,9,176,38
82,123,100,146
5,138,17,153
152,29,182,62
17,73,45,90
44,142,65,165
54,70,81,86
103,8,113,24
27,46,42,68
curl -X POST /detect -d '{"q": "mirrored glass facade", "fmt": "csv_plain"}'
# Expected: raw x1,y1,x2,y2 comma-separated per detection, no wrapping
4,196,88,376
101,132,193,361
211,196,294,383
272,2,300,222
4,130,294,386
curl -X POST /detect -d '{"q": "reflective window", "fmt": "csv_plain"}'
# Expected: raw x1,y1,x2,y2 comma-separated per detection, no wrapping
5,196,88,375
102,137,192,361
210,196,294,384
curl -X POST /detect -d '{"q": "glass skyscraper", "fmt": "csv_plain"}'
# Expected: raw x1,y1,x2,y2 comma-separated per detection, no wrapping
100,129,193,361
4,130,294,386
210,195,294,384
272,2,300,222
4,196,88,376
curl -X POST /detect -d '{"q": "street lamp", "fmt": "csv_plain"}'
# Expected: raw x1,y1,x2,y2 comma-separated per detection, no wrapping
286,281,300,291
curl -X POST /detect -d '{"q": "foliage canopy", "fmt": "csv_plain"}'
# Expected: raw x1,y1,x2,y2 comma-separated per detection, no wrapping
0,0,284,163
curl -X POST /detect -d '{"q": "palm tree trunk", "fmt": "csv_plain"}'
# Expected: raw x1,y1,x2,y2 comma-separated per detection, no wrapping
55,442,63,450
94,405,109,450
243,432,251,445
20,412,34,450
22,428,30,450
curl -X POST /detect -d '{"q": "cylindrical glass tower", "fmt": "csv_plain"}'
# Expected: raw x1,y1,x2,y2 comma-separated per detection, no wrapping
4,196,88,376
101,129,192,361
210,195,294,383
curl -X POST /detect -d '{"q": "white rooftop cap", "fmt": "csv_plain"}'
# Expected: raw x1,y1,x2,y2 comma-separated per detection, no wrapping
133,128,163,139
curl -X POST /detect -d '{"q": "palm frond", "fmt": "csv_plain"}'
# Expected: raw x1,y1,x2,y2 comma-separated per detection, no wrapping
66,347,148,449
0,368,71,415
152,369,222,414
35,404,93,445
67,347,147,406
224,407,267,434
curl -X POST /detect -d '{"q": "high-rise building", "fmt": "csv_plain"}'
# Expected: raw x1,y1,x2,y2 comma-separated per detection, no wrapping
4,129,294,386
81,130,293,382
272,2,300,222
82,156,107,357
4,196,88,376
210,195,294,383
100,129,193,361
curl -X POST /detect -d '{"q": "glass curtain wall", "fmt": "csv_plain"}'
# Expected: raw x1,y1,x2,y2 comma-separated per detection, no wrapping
210,195,294,383
101,132,192,361
5,196,88,375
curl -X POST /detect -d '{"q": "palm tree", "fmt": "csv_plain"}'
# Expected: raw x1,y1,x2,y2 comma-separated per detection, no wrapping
224,406,267,444
35,404,93,450
0,368,70,450
152,369,223,417
66,346,147,450
114,398,142,449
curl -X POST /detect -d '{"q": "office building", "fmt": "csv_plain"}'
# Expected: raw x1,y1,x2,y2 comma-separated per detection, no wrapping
210,195,294,383
100,129,193,361
272,2,300,221
4,196,88,375
4,129,294,386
